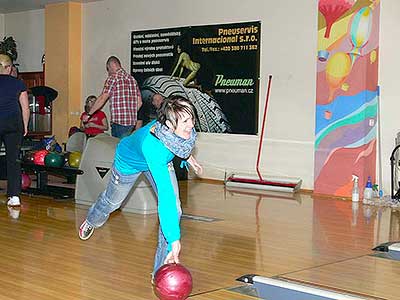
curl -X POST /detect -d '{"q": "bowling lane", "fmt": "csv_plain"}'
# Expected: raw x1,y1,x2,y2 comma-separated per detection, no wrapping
189,289,260,300
281,256,399,300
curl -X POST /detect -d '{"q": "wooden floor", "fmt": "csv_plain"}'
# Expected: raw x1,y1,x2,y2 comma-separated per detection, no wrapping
0,180,399,299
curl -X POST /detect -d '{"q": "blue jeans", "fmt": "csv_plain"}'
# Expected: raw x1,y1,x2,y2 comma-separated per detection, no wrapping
111,123,135,139
86,163,181,275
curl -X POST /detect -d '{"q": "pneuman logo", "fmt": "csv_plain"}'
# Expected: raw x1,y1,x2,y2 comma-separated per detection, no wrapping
214,74,254,87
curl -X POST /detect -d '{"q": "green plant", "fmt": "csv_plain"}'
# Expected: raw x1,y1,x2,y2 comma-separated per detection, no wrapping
0,36,17,61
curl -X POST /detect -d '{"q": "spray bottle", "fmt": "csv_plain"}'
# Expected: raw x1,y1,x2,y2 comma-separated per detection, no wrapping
352,175,359,202
363,176,373,204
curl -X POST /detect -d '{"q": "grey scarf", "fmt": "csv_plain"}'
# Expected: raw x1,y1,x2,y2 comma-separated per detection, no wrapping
154,121,196,159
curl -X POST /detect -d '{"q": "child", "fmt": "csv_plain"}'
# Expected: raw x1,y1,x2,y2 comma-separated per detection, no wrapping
80,95,108,137
78,96,202,278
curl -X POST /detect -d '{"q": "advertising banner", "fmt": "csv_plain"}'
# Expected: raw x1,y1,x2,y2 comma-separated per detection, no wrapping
131,21,260,134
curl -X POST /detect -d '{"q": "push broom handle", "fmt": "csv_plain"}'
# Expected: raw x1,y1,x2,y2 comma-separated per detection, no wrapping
256,75,273,181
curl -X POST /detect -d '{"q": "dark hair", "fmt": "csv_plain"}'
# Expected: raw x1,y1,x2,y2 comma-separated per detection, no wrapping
106,56,121,67
84,95,97,113
157,96,196,128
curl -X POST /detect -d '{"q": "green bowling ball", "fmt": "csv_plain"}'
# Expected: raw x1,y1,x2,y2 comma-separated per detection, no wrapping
44,152,64,168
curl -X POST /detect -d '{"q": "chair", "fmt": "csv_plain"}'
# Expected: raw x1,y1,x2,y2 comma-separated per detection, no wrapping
65,132,87,153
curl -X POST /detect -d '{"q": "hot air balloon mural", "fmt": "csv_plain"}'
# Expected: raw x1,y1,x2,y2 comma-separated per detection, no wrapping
325,51,352,102
319,0,355,39
349,6,373,64
370,50,377,64
315,0,380,197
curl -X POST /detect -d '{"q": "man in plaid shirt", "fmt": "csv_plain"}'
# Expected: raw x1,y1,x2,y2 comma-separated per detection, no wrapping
83,56,142,138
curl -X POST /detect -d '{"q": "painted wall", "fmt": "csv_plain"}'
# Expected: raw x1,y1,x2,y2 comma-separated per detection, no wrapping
82,0,317,189
315,0,379,196
4,9,44,72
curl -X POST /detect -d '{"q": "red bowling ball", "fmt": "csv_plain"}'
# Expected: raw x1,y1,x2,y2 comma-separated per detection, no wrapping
33,149,49,166
154,263,193,300
21,173,31,190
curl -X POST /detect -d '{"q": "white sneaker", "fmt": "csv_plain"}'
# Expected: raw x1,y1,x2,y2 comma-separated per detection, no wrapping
79,220,94,240
8,207,20,219
7,196,21,207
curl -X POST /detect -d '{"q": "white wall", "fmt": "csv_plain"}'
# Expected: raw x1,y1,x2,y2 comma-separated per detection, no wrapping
379,0,400,195
4,9,44,71
0,14,4,38
82,0,317,189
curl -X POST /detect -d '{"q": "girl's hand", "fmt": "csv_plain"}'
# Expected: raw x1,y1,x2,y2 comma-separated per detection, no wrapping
188,155,203,175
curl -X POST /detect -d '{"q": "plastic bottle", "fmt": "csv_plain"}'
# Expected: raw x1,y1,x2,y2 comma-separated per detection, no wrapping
352,201,359,226
352,175,359,202
363,176,373,204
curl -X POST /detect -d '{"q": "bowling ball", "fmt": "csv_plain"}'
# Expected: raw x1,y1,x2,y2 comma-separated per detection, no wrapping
68,151,82,168
21,173,31,190
44,152,64,168
154,263,193,300
33,149,49,166
24,151,36,163
63,152,70,167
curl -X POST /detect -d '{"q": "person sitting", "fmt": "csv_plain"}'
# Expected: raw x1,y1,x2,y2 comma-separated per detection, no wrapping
80,95,108,137
135,93,164,130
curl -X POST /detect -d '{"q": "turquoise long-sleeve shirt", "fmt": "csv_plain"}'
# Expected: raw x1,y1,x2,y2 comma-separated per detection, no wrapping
114,121,180,246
